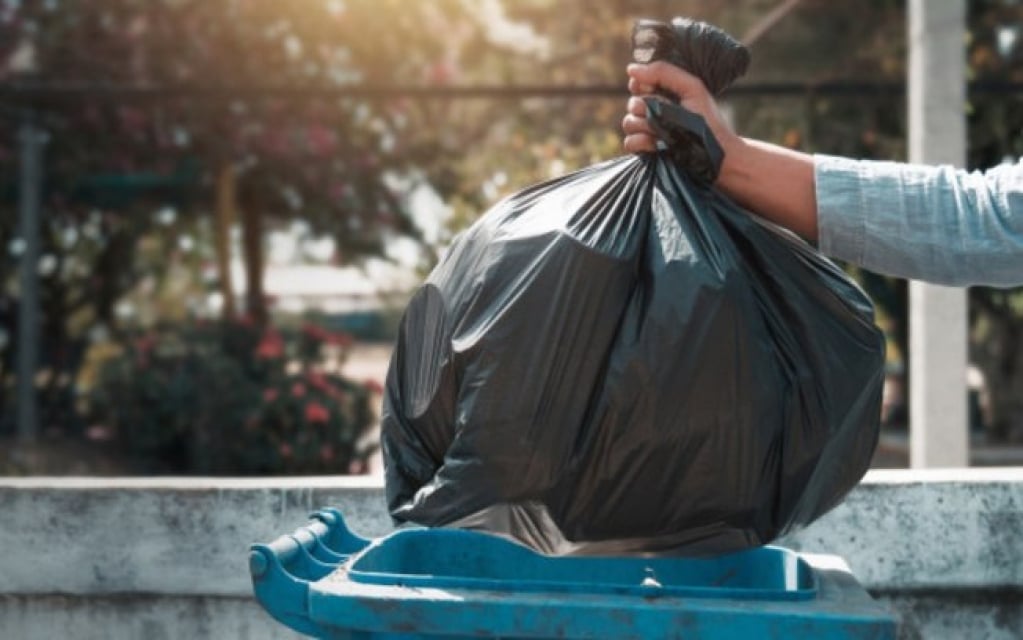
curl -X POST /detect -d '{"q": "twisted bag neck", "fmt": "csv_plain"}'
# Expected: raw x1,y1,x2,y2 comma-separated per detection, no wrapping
633,18,750,184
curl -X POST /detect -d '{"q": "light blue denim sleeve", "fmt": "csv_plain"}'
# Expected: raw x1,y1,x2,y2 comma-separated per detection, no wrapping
814,154,1023,287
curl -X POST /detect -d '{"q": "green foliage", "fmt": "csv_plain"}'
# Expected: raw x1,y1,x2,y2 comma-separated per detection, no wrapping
0,0,482,261
88,318,376,474
0,0,494,441
4,0,1023,444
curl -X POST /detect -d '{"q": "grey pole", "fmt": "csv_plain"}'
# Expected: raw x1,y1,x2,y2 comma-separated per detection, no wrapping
16,114,48,445
907,0,968,467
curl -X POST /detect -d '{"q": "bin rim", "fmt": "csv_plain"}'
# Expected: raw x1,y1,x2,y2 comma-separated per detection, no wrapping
346,527,818,601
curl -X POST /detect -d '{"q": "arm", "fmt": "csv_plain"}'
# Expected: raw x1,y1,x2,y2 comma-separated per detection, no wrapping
719,138,818,242
623,62,1023,288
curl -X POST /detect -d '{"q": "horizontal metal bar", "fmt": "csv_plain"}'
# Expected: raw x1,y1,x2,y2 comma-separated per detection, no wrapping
0,80,1021,103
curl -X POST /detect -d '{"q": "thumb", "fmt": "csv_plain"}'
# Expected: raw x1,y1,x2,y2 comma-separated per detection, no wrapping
627,61,707,100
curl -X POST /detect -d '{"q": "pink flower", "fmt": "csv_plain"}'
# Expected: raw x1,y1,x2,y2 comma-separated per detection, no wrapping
85,425,113,442
319,444,335,462
305,401,330,424
302,323,331,342
291,382,307,398
307,370,329,392
329,182,347,201
263,388,279,403
256,329,284,359
278,443,293,459
326,331,354,348
348,459,368,475
307,124,337,157
425,60,457,85
363,379,384,395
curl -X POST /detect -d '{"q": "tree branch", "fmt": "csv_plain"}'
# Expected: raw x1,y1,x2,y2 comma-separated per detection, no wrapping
743,0,805,47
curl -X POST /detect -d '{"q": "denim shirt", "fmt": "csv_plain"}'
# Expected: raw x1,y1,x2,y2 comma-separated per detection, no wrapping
815,154,1023,288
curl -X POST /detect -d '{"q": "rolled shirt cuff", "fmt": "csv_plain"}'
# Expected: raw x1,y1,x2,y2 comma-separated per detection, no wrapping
814,153,870,265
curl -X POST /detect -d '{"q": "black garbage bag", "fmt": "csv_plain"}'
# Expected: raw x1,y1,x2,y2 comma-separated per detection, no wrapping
380,18,885,555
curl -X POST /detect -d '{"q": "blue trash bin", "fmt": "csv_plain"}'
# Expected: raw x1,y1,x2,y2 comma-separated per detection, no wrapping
251,509,897,639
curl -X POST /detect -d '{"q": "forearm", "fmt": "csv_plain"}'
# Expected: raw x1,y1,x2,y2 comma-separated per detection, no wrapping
716,137,819,243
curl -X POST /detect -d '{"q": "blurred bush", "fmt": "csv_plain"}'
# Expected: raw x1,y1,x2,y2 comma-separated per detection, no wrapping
88,318,376,475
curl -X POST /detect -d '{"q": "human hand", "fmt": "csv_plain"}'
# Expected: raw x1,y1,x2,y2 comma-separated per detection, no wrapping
621,61,738,162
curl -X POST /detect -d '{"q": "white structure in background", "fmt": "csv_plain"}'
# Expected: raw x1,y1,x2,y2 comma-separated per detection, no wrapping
218,180,446,316
229,260,420,315
908,0,968,467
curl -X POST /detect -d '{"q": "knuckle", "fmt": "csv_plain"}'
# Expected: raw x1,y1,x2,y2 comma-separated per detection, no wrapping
622,114,642,134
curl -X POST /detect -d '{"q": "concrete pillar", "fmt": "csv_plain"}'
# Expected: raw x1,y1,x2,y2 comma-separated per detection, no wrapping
907,0,968,468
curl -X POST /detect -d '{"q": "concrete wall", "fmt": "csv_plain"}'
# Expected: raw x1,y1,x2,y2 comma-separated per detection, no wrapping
1,469,1021,639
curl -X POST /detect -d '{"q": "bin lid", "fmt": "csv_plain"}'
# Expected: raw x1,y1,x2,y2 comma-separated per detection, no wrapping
348,527,816,601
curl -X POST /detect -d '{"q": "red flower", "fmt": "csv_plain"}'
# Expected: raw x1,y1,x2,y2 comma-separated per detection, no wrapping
302,323,331,342
307,370,330,392
327,331,354,348
363,379,384,395
291,382,307,398
263,388,279,403
305,401,330,424
255,329,284,359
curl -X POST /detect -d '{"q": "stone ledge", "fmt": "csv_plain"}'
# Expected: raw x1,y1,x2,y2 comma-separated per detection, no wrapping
1,469,1020,596
781,468,1023,589
0,594,305,640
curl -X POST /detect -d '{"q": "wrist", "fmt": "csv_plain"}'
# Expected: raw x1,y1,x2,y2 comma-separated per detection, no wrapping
714,133,748,192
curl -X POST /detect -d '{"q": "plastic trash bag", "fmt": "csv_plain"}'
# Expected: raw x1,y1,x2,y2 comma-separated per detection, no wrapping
380,18,885,555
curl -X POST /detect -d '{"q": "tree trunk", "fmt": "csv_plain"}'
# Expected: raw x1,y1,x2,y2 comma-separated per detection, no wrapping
214,164,237,319
240,203,267,326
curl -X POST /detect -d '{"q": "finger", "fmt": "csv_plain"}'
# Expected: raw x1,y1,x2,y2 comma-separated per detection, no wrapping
628,77,656,96
623,132,658,154
626,96,647,118
621,113,654,137
627,61,706,100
